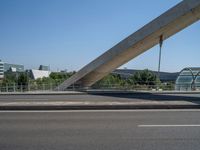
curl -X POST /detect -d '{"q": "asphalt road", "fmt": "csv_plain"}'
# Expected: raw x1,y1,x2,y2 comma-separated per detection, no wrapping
1,110,200,150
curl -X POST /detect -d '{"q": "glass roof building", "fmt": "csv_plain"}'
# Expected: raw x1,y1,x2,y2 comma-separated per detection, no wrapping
175,67,200,91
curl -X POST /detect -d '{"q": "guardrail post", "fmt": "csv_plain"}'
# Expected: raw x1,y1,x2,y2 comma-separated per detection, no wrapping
50,82,53,91
20,84,23,92
6,84,8,92
13,83,16,92
43,84,45,91
28,83,30,92
57,84,60,91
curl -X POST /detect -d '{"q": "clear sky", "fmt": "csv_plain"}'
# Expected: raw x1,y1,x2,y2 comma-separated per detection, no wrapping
0,0,200,72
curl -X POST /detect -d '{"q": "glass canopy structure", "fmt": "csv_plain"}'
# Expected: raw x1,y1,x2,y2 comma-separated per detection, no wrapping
175,68,200,91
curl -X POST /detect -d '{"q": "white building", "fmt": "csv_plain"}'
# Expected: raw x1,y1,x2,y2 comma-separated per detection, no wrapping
30,69,50,80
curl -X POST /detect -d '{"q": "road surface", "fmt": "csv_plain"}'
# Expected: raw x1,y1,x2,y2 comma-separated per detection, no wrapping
1,110,200,150
0,93,200,102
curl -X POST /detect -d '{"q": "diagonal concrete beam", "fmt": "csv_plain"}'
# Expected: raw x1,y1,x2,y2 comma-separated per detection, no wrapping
58,0,200,90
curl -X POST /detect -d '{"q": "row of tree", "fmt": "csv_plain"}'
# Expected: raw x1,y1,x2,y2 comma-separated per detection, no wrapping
93,69,160,88
0,71,76,87
1,69,165,89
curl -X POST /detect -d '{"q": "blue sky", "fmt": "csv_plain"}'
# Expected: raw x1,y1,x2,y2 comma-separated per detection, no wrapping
0,0,200,72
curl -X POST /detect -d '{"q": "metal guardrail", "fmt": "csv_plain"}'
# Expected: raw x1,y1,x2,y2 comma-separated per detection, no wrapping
0,83,59,92
0,83,169,92
0,82,199,92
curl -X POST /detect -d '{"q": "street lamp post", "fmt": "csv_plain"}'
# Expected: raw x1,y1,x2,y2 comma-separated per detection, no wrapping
157,35,163,90
158,35,163,79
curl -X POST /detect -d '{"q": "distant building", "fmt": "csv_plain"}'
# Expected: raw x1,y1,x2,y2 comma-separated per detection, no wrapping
39,65,49,71
0,60,25,79
30,69,50,80
60,69,68,73
29,65,50,80
175,67,200,91
4,63,24,73
0,60,4,79
112,69,179,82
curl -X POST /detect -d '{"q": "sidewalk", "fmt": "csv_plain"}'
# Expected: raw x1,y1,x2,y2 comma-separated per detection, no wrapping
0,91,86,95
1,90,200,95
0,92,200,110
0,100,199,110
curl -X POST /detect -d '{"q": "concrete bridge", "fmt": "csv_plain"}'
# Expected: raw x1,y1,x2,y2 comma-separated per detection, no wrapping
58,0,200,90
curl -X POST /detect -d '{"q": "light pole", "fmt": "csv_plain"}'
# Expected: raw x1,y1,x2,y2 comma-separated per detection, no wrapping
158,35,163,79
157,35,163,90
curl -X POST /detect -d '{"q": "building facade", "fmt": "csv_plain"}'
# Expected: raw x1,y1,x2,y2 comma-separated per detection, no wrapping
0,60,4,79
4,63,24,73
29,69,50,80
0,60,25,79
39,65,49,71
175,67,200,91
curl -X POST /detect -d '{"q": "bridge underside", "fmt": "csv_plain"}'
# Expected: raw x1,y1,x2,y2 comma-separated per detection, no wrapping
58,0,200,90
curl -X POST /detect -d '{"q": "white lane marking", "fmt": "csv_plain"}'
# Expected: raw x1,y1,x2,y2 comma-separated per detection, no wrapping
14,99,49,101
138,125,200,127
0,98,49,101
0,109,200,113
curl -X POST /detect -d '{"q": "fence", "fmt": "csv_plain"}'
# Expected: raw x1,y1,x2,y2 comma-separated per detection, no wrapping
0,81,177,92
0,83,61,92
91,83,175,91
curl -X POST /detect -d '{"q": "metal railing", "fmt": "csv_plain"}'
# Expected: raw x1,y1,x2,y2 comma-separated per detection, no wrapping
91,83,175,91
0,82,199,93
0,83,61,92
0,82,171,92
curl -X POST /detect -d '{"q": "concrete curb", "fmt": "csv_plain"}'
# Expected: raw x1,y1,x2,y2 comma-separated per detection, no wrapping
0,92,87,96
0,104,200,110
0,90,148,95
1,90,200,96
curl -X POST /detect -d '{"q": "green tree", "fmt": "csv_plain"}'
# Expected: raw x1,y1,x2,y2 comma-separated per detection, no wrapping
17,73,29,86
49,72,75,82
93,74,124,88
1,73,17,86
128,69,158,85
